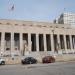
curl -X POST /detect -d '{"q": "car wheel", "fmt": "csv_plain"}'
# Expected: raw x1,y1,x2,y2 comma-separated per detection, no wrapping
1,61,5,65
29,61,32,64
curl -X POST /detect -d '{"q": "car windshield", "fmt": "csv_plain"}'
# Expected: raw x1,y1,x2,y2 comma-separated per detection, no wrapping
30,57,34,59
25,57,34,60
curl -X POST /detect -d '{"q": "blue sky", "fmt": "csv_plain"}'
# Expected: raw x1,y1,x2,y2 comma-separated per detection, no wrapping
0,0,75,22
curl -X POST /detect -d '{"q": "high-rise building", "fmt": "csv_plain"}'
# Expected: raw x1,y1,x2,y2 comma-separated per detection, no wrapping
54,12,75,26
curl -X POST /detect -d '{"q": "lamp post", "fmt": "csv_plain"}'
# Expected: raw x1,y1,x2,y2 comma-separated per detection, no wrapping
52,29,60,54
52,29,55,53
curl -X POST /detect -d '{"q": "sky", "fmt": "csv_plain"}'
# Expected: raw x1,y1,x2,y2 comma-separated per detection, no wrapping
0,0,75,22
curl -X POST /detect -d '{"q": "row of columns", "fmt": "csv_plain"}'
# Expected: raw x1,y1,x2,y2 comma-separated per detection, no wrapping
0,32,74,55
20,33,74,53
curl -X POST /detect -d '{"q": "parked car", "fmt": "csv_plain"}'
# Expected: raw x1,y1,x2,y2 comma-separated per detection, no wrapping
21,57,37,64
42,56,55,63
0,58,5,65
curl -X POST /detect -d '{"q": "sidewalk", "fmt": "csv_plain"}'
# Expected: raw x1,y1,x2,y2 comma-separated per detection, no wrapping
1,54,75,65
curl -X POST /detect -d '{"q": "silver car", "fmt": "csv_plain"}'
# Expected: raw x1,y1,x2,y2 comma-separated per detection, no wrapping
0,58,5,65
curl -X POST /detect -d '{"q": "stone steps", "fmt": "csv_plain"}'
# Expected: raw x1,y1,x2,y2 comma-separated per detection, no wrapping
2,53,75,65
55,54,75,62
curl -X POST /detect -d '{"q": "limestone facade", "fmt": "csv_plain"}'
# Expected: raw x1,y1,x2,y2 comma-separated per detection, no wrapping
0,19,75,56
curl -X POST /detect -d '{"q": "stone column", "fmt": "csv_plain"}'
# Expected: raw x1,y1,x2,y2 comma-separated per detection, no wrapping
64,35,67,53
11,32,14,55
28,33,31,52
1,32,5,55
73,36,75,53
20,33,23,55
69,35,73,52
36,34,39,52
43,34,47,51
51,34,54,53
57,34,62,54
73,36,75,49
57,35,60,46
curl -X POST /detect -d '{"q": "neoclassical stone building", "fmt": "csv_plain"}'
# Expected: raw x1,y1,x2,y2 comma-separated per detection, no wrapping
0,19,75,56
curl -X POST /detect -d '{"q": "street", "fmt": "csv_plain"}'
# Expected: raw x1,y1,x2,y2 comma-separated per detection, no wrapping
0,61,75,75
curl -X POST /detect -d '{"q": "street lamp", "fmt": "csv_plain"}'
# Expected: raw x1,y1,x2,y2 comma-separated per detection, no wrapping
52,29,59,53
51,29,55,53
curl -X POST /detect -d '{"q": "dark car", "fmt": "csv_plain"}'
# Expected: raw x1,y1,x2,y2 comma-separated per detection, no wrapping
42,56,55,63
21,57,37,64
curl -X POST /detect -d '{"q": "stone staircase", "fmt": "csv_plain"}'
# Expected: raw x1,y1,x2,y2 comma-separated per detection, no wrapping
55,54,75,62
1,51,75,65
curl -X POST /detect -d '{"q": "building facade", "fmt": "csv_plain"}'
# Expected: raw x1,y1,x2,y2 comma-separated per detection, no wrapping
0,19,75,56
54,13,75,26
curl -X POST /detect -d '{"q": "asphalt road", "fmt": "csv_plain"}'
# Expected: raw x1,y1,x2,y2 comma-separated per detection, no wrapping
0,61,75,75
